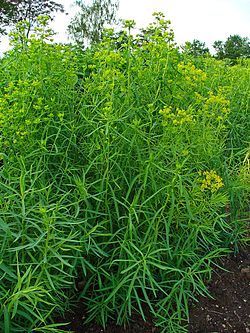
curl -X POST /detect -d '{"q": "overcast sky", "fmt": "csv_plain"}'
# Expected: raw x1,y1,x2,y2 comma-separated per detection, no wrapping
1,0,250,53
53,0,250,48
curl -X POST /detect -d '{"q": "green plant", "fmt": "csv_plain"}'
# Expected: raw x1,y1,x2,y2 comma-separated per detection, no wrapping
0,13,249,332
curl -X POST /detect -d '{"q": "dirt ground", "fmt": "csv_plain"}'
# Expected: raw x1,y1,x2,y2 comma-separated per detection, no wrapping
189,246,250,333
56,246,250,333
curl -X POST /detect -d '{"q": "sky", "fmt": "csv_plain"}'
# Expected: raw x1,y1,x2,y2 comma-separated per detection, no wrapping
1,0,250,53
53,0,250,49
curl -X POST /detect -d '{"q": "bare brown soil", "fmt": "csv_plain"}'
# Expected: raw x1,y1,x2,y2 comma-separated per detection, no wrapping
189,246,250,333
55,246,250,333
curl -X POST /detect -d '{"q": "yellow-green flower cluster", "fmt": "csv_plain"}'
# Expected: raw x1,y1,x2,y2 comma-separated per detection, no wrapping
159,106,194,126
202,92,230,120
89,55,126,94
93,50,126,68
198,170,224,193
178,62,207,82
0,79,55,150
101,101,113,120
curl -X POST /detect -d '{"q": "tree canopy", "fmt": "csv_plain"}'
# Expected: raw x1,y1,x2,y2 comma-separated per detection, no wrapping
0,0,64,35
182,39,210,57
68,0,119,46
213,34,250,60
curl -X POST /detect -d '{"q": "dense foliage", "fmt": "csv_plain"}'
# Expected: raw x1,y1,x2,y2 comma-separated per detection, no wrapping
0,0,64,35
0,14,249,333
182,39,210,57
213,34,250,61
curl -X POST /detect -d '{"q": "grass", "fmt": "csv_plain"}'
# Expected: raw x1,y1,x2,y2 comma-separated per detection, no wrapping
0,14,249,332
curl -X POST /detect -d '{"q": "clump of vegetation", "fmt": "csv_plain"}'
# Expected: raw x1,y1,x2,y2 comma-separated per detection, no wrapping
0,14,249,333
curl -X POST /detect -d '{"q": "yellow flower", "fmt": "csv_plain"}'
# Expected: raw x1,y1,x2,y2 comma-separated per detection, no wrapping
159,106,194,126
198,170,224,193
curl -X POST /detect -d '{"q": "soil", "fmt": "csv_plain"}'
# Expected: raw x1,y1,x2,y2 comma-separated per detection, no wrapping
55,246,250,333
189,246,250,333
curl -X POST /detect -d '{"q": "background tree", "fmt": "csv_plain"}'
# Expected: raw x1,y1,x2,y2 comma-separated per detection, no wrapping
0,0,16,34
212,40,225,59
213,35,250,60
68,0,119,47
224,34,250,59
183,39,210,57
0,0,64,36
